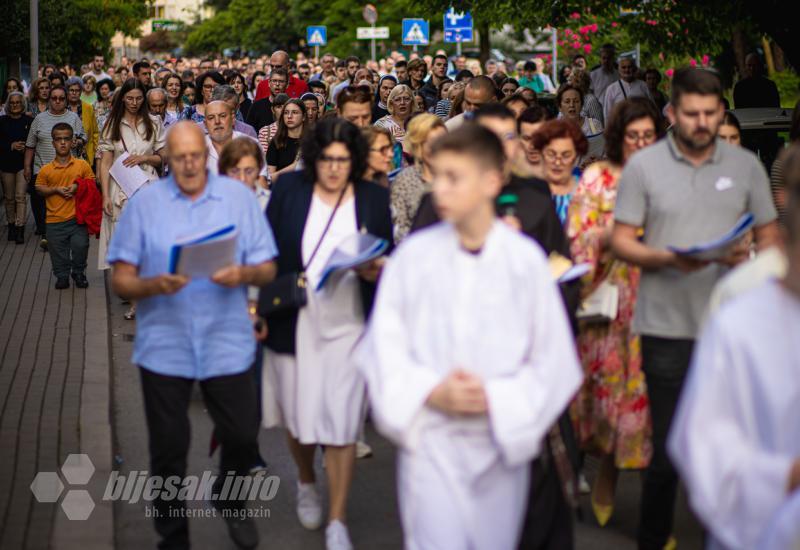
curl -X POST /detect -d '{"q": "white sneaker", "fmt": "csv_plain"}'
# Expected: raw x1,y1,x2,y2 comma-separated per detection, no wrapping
296,481,323,530
325,520,353,550
578,473,591,495
356,441,373,459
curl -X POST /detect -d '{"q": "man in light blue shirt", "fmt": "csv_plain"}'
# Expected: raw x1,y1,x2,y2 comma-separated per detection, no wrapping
108,121,277,550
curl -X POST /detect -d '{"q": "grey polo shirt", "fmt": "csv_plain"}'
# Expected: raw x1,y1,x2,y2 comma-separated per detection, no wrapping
614,135,777,340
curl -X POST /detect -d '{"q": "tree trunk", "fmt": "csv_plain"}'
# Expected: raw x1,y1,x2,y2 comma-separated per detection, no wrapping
731,26,747,79
478,20,490,66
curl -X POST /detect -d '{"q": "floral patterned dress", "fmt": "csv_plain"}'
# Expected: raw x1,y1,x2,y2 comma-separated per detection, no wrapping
567,161,652,469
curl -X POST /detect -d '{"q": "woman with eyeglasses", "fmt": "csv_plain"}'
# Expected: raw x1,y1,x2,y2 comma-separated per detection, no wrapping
390,114,446,242
374,84,414,144
361,126,394,187
259,117,392,550
557,83,603,137
531,119,588,226
267,98,307,179
566,98,664,528
97,79,166,319
1,92,33,243
180,71,225,126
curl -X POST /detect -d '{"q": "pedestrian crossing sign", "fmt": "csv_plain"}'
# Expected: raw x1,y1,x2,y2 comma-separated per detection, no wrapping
402,19,429,46
306,26,327,47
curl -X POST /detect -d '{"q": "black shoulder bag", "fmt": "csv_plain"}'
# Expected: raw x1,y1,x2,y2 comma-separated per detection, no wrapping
258,185,348,316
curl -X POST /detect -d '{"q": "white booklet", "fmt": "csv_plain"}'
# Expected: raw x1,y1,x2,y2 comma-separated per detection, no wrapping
669,213,755,261
315,233,390,291
109,152,150,199
168,225,238,278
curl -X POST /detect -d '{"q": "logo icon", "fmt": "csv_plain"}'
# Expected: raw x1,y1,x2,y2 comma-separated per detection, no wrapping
30,453,96,520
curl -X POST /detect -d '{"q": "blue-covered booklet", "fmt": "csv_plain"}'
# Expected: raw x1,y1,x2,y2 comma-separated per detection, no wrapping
315,233,390,291
668,213,754,261
168,225,238,277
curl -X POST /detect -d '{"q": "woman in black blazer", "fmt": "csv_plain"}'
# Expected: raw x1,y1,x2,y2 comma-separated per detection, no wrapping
259,118,392,546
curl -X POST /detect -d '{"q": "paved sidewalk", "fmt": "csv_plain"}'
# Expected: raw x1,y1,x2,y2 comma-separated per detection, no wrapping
0,216,112,550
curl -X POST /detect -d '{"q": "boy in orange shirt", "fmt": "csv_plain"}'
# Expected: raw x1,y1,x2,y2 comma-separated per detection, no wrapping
35,123,94,289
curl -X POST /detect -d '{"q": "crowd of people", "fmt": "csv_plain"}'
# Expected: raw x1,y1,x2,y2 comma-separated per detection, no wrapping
1,43,799,550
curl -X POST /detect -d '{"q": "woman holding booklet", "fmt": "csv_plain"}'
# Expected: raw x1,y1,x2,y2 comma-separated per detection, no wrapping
97,79,166,319
567,97,664,527
257,117,392,550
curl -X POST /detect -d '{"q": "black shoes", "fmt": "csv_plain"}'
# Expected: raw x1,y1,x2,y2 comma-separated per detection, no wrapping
15,226,23,244
222,516,259,549
7,224,14,242
72,273,89,288
55,277,70,290
39,238,48,251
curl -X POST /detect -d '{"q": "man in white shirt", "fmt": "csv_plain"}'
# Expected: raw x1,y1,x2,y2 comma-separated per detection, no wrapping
602,56,652,122
82,54,111,82
668,145,800,550
204,101,268,186
590,44,618,101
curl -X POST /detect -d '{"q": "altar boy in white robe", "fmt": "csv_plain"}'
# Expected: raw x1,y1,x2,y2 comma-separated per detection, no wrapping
356,124,583,550
668,145,800,550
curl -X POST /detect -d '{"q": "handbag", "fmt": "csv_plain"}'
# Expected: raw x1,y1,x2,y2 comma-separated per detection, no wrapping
258,185,348,316
577,279,619,323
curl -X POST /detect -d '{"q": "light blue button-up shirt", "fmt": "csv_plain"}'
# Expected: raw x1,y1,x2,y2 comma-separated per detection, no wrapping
107,172,277,380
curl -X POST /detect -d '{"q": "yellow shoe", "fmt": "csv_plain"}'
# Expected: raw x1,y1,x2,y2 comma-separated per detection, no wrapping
663,536,677,550
590,492,613,527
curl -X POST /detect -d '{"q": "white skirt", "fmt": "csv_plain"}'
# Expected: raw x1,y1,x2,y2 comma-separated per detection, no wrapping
262,269,366,446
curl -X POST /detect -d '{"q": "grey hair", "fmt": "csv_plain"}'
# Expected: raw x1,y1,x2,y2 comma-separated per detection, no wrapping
65,76,83,89
4,91,27,114
211,84,238,103
146,87,168,101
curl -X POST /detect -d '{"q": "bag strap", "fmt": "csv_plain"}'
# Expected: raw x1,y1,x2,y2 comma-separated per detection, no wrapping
618,80,628,100
302,184,349,271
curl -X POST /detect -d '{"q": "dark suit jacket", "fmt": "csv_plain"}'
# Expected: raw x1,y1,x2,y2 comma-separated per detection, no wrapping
245,98,274,133
260,171,394,355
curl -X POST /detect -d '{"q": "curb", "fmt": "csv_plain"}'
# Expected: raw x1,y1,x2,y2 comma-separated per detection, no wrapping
53,240,114,549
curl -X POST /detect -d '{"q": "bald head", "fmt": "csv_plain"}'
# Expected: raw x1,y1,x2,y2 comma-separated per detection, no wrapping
270,51,290,72
167,122,208,195
464,76,497,112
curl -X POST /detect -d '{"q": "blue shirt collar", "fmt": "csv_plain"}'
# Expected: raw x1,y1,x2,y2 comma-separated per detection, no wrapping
167,171,225,203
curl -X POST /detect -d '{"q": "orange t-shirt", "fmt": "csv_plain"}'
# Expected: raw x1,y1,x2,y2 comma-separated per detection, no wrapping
37,157,95,223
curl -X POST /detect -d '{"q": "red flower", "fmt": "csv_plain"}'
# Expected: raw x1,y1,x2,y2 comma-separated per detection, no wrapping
590,23,598,32
665,68,674,77
572,41,581,49
570,12,581,19
611,21,618,28
583,44,592,54
689,58,697,67
702,54,710,66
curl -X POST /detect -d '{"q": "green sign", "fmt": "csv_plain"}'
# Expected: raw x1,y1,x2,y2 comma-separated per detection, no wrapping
152,19,181,32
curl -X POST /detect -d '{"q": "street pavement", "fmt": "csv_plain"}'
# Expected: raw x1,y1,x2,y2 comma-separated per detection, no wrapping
0,215,704,549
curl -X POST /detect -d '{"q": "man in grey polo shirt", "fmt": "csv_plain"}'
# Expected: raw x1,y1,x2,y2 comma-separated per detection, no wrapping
611,67,779,550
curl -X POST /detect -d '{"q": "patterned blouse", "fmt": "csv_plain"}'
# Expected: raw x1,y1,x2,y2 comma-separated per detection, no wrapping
390,165,429,243
374,115,406,144
258,123,278,155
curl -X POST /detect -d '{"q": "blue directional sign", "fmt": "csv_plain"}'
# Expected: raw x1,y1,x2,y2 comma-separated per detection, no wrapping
443,8,473,43
306,26,327,47
402,19,429,46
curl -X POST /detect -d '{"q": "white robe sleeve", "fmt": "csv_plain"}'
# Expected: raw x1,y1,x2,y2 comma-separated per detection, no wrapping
355,255,442,450
484,261,583,467
668,316,795,550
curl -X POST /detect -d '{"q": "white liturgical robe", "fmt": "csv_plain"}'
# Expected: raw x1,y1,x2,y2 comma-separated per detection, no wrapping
356,221,582,550
669,279,800,550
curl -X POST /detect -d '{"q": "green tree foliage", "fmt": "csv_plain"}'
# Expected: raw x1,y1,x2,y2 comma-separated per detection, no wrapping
2,0,148,66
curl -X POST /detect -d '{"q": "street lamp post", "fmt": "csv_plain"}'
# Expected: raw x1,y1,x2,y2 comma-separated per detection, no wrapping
30,0,39,79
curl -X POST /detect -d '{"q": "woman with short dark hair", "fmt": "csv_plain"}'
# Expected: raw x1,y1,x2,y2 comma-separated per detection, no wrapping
260,117,392,549
180,70,225,125
566,97,665,527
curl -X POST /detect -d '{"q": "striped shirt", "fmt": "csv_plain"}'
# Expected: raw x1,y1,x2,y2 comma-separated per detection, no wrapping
25,110,86,174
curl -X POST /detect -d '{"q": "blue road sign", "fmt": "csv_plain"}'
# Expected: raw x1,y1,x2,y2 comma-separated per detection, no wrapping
306,26,327,47
402,19,429,46
443,8,473,43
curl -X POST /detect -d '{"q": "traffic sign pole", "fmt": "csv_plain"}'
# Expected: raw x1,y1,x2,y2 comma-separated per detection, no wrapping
457,41,461,56
315,45,319,62
371,24,376,62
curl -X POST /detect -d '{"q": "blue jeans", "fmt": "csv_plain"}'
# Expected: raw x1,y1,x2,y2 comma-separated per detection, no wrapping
637,336,695,550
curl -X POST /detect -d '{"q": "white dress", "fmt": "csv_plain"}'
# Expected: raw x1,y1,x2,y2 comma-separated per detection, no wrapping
263,195,366,445
356,222,583,550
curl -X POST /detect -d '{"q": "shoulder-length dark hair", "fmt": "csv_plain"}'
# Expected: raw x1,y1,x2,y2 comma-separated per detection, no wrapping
301,117,368,184
274,98,307,150
103,78,155,143
227,72,248,93
604,97,666,164
194,71,225,105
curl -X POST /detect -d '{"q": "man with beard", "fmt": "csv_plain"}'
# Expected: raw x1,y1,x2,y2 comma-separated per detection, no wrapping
204,101,268,185
611,67,780,550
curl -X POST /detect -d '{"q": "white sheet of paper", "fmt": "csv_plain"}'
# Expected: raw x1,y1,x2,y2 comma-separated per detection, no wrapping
174,230,238,278
109,152,150,199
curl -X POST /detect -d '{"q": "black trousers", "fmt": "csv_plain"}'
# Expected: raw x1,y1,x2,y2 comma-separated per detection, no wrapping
517,444,574,550
140,367,260,550
28,172,46,235
637,336,694,550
